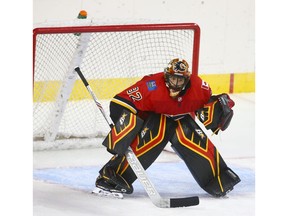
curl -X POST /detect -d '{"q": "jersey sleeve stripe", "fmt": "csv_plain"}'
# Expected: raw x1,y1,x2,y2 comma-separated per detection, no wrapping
111,97,137,114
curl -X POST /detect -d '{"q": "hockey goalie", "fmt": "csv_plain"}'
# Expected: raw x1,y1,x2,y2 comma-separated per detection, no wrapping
94,58,240,198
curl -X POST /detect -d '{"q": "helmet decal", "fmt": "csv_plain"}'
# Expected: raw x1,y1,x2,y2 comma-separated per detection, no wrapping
174,61,187,73
164,58,191,97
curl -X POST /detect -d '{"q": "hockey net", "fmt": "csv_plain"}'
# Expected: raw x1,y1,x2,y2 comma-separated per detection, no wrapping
33,23,200,149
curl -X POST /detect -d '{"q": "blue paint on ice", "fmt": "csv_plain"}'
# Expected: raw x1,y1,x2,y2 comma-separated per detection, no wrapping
33,162,254,197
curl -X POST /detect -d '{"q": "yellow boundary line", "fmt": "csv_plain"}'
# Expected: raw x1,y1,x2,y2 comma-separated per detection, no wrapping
33,72,255,102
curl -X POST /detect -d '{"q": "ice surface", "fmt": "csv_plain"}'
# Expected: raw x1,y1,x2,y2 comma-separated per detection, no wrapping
33,93,255,216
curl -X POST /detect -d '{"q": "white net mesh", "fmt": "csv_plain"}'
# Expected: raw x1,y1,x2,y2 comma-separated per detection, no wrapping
33,23,200,148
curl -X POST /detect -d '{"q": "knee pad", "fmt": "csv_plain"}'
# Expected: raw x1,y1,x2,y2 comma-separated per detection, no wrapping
102,109,144,155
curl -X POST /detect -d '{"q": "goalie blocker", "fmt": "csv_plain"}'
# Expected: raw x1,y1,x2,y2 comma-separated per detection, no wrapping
99,101,240,197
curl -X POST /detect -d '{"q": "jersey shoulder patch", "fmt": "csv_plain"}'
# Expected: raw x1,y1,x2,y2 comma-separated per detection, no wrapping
146,80,157,91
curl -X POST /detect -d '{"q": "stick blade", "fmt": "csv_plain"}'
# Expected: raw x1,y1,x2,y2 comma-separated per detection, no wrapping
170,196,200,207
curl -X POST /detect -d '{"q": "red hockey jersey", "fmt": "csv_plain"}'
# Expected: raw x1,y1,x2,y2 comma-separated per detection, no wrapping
112,72,212,119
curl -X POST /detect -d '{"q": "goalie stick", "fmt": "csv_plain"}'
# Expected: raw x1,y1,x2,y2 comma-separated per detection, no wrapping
74,67,200,208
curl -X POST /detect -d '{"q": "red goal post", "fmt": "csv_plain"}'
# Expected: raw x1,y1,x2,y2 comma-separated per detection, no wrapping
33,23,201,149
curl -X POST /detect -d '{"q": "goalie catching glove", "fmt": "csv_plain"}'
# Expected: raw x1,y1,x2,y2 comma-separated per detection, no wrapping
196,93,235,134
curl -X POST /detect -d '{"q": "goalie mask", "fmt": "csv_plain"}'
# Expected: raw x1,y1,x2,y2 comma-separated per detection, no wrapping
164,58,191,98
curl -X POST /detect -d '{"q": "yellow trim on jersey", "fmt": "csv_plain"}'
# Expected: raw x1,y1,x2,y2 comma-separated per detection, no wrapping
111,98,137,114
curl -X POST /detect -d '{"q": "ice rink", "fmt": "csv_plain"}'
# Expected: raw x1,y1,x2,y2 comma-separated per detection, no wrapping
33,93,255,216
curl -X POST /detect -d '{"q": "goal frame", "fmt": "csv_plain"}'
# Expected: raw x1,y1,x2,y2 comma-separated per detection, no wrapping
33,23,201,78
33,23,201,147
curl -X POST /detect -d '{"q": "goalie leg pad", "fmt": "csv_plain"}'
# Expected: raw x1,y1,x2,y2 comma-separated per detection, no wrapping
170,115,241,197
99,113,177,187
120,113,178,184
204,167,240,197
102,109,144,155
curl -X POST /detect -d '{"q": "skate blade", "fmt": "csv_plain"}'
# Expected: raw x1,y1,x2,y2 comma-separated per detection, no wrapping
92,187,124,199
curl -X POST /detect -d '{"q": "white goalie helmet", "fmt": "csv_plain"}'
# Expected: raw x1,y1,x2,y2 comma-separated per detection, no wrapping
164,58,191,97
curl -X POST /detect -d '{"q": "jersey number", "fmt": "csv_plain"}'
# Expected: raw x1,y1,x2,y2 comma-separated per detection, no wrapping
201,80,209,90
127,87,142,101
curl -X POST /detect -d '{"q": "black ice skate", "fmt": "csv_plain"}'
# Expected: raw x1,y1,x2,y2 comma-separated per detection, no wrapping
92,166,133,199
92,177,124,199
